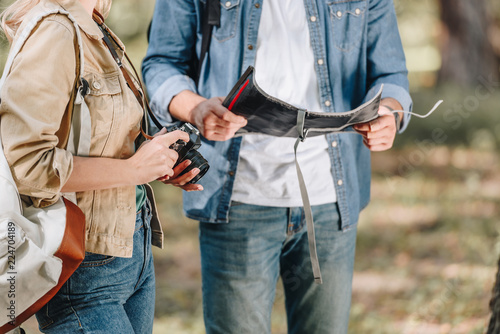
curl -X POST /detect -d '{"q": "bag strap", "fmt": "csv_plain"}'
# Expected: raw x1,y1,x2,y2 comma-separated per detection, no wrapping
0,9,84,94
293,101,444,285
146,0,220,85
93,10,162,140
197,0,220,84
293,110,323,283
0,9,87,210
0,9,88,157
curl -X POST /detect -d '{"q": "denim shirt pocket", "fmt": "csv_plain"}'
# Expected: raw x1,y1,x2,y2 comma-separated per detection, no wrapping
211,0,241,42
327,0,367,52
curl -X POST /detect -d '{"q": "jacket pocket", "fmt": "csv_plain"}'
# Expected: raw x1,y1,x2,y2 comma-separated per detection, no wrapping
327,0,367,52
212,0,241,42
83,71,123,137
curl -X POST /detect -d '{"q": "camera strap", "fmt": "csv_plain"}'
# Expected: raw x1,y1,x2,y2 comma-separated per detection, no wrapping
93,10,163,141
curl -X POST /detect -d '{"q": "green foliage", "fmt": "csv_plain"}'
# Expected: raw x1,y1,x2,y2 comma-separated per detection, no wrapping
397,84,500,150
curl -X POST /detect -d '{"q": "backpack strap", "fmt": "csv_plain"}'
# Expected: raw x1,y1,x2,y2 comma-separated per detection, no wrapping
197,0,220,84
146,0,221,85
0,8,89,209
0,9,84,95
94,10,163,140
0,9,89,157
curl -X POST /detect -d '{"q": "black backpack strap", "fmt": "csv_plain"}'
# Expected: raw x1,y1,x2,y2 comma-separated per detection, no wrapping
147,0,220,85
198,0,220,83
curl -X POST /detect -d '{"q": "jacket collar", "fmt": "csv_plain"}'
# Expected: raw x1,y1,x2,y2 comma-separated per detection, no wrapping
54,0,102,40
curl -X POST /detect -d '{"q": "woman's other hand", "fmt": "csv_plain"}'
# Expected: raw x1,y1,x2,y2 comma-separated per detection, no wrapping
157,159,204,191
128,128,189,184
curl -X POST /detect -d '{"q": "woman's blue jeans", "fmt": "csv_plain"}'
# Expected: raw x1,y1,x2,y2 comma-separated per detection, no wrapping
35,200,156,334
199,202,358,334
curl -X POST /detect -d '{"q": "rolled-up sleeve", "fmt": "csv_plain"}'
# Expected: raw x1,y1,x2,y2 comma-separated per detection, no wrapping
365,0,412,132
0,17,76,207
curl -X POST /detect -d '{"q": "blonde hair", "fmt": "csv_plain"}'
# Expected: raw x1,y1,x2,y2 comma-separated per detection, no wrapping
1,0,112,43
96,0,111,21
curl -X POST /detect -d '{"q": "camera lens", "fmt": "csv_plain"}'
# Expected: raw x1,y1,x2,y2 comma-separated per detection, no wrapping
179,150,210,184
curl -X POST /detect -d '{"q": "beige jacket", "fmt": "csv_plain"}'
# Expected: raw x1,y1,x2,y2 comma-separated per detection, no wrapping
0,0,163,257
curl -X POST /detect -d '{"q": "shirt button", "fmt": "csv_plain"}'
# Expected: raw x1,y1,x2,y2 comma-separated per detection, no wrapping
324,100,331,107
248,44,254,50
331,141,338,147
92,81,101,90
228,171,235,176
355,8,361,15
255,3,260,8
310,16,317,22
337,11,343,18
225,1,231,7
337,179,343,186
317,59,324,65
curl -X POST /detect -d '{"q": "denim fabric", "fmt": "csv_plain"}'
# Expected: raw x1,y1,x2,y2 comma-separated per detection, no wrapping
199,202,357,334
143,0,412,229
35,200,156,334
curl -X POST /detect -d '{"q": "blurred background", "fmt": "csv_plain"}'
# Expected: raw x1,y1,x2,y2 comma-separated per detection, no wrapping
1,0,500,333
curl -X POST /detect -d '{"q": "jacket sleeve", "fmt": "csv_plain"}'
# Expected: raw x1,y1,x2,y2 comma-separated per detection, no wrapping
141,0,199,125
365,0,412,131
0,16,76,207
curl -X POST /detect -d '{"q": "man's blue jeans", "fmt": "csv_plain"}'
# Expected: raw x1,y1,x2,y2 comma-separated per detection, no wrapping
199,202,357,334
35,200,156,334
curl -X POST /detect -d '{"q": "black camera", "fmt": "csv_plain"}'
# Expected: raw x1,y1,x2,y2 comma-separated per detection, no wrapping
170,123,209,184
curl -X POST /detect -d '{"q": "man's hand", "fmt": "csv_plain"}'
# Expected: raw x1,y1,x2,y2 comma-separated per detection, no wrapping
190,97,247,141
352,98,403,151
169,90,247,141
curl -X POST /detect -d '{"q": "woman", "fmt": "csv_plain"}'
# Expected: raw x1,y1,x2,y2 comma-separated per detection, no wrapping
0,0,201,332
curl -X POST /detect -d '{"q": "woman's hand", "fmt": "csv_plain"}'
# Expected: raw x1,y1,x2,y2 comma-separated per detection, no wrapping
62,129,201,193
157,159,204,191
127,128,190,185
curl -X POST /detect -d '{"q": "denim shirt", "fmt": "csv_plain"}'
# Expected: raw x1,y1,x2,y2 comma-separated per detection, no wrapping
142,0,412,229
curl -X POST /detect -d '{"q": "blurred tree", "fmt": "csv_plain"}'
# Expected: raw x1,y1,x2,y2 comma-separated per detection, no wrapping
438,0,500,86
488,259,500,334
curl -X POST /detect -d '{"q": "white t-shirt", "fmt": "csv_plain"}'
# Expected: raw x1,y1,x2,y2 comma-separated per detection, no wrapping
231,0,336,207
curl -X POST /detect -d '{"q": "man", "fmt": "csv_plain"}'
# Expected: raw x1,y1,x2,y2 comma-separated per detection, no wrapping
143,0,411,333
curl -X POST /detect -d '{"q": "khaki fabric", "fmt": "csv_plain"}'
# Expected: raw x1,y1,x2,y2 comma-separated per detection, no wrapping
0,0,163,257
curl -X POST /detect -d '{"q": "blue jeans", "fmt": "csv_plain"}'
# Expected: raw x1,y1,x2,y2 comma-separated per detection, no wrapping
35,200,156,334
199,202,357,334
